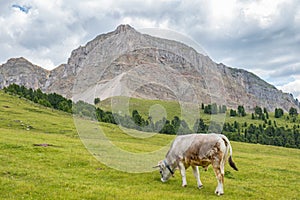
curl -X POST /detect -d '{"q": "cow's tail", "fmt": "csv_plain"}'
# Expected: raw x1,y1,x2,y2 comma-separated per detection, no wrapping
220,134,238,171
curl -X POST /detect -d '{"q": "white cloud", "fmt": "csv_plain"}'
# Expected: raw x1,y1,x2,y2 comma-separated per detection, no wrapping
278,75,300,100
242,0,285,28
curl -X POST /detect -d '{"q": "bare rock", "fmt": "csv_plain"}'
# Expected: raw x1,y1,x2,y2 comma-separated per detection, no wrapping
0,24,298,112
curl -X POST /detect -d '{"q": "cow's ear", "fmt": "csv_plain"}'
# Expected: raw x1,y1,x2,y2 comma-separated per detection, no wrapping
153,161,162,168
153,163,160,168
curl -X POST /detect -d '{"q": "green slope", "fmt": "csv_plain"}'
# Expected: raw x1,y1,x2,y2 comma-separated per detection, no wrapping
1,91,300,199
100,96,299,128
100,96,300,148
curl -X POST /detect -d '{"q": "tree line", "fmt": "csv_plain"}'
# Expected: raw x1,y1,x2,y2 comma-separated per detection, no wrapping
4,84,73,113
223,121,300,148
3,84,299,149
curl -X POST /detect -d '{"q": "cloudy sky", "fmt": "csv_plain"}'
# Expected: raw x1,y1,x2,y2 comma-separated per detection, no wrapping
0,0,299,99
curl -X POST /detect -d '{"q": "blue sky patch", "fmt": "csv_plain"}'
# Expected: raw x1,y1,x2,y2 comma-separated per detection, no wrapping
12,4,31,14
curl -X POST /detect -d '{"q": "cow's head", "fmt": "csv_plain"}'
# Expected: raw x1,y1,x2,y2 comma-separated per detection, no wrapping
154,160,174,182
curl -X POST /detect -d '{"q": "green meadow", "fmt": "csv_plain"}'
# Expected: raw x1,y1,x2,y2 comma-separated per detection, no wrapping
100,96,300,129
1,91,300,199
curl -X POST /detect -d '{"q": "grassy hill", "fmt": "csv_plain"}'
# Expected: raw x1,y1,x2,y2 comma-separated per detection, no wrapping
100,96,300,129
100,96,300,148
1,91,300,199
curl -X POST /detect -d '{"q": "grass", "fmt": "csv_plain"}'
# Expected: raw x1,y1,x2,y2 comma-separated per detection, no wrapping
1,91,300,199
0,91,75,136
100,96,182,121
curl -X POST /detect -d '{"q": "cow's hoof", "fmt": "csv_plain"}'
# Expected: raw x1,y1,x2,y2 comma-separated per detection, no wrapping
198,185,203,189
215,191,224,196
182,184,187,187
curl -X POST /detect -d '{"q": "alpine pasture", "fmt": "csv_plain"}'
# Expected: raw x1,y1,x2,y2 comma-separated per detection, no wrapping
0,90,299,199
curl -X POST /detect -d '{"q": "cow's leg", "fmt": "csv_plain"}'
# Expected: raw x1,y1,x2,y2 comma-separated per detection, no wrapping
192,165,203,189
178,162,187,187
212,160,224,195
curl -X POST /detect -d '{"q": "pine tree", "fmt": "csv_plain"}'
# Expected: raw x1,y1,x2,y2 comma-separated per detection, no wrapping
94,98,100,105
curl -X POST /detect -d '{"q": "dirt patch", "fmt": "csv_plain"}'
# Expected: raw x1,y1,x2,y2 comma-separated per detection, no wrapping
33,143,54,147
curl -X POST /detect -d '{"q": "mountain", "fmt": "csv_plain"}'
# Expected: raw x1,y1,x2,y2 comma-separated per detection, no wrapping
0,57,49,90
0,24,299,112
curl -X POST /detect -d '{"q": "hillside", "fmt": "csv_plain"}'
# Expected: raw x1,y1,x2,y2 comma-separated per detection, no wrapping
0,24,299,112
99,96,300,129
98,96,300,148
3,83,300,148
1,90,300,199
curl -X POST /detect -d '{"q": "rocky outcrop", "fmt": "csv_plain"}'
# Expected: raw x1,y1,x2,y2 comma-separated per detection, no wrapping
0,57,49,90
217,64,298,111
0,24,298,112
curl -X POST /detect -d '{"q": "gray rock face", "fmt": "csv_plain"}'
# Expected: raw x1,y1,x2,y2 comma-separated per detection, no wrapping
0,57,49,90
0,24,298,112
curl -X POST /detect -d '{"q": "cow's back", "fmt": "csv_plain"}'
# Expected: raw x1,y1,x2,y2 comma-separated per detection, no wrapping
167,134,224,165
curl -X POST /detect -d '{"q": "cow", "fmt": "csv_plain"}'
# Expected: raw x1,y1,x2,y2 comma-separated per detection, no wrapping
154,133,238,195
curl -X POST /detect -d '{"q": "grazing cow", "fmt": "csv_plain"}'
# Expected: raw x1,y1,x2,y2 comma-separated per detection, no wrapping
155,133,238,195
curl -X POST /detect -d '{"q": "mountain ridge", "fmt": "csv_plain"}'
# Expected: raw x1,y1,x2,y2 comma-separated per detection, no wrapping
0,24,299,112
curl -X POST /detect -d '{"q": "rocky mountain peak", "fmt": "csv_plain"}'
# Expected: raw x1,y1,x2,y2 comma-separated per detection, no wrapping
5,57,34,67
115,24,135,33
0,24,299,112
0,57,49,90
